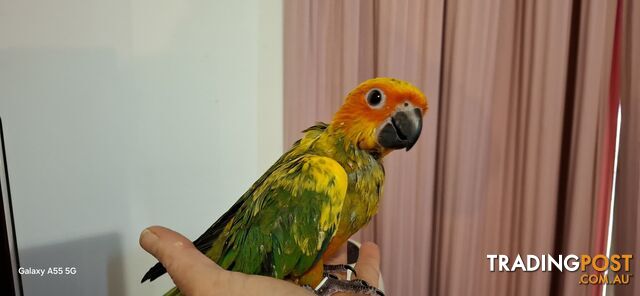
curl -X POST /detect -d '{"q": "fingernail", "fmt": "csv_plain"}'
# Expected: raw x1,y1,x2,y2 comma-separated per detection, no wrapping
140,228,159,249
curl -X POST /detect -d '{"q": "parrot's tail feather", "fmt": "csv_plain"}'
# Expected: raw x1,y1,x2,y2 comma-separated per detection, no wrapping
142,194,245,283
163,286,182,296
142,134,293,284
141,262,166,283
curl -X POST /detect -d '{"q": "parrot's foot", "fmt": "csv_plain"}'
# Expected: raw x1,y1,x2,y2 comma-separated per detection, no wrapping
314,277,384,296
323,264,357,277
322,272,339,280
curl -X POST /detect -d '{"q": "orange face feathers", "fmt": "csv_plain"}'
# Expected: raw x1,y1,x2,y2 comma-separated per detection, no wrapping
330,78,428,153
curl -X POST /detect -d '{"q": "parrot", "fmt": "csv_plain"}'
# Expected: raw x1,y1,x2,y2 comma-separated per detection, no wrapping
141,77,428,296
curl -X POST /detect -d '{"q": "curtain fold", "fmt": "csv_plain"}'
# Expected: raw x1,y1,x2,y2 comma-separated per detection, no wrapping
284,0,376,147
552,0,618,295
284,1,622,295
611,0,640,295
371,1,443,295
435,0,573,295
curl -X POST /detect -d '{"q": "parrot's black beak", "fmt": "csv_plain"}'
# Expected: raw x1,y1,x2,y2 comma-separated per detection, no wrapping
377,107,423,151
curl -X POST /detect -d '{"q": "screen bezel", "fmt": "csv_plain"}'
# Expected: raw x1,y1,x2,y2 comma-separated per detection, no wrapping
0,117,23,296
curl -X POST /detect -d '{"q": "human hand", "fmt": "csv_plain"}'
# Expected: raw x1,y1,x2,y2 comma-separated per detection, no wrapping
139,226,381,296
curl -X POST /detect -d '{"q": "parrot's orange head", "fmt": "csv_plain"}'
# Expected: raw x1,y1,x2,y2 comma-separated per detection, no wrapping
331,77,428,155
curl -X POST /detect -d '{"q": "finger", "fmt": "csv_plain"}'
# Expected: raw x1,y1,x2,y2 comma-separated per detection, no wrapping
354,242,381,287
232,272,314,296
140,226,224,295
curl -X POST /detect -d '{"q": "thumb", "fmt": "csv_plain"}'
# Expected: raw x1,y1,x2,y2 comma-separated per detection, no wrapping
140,226,224,295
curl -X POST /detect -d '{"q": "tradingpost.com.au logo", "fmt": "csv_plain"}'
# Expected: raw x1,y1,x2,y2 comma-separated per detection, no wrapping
487,254,634,285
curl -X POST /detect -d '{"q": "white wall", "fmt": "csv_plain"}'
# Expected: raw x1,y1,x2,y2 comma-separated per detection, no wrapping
0,1,283,295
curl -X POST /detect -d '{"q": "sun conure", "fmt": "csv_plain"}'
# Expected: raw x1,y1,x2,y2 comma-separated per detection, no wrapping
141,77,428,295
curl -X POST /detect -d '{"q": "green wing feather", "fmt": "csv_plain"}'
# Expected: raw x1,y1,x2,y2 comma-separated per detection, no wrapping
161,153,347,296
209,154,348,278
143,123,347,296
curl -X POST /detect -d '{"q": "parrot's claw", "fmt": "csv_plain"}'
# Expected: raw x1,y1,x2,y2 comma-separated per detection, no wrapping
323,264,357,277
302,284,315,292
322,272,339,280
314,276,384,296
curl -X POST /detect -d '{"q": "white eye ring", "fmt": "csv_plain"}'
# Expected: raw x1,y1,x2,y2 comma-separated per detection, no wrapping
365,88,386,109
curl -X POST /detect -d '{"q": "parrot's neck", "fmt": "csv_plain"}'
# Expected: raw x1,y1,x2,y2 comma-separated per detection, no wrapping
314,125,383,173
324,124,385,162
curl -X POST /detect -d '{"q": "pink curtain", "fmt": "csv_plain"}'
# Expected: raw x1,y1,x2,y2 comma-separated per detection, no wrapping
284,1,621,295
610,0,640,295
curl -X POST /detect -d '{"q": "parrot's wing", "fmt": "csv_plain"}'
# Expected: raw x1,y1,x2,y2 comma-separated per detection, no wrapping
210,154,348,279
189,123,330,255
141,125,339,283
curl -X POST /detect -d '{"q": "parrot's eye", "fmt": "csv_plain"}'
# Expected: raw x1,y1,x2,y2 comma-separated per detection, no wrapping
366,88,385,109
